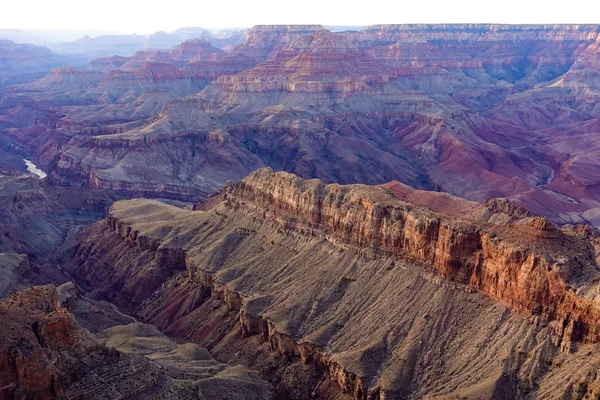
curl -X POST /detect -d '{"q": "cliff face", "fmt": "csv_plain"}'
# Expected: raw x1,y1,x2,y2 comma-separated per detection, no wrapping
0,285,160,400
0,284,273,400
230,168,600,344
0,172,114,260
61,168,600,399
0,170,125,299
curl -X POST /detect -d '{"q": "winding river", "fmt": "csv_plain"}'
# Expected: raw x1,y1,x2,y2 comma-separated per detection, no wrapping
23,159,47,179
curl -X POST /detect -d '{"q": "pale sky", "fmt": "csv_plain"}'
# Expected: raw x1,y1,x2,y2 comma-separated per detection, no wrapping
2,0,600,34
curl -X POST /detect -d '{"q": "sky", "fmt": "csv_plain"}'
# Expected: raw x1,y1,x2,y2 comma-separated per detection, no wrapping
2,0,600,35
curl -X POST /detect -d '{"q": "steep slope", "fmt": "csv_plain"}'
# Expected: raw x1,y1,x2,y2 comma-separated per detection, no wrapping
0,167,119,299
0,284,159,399
0,171,112,260
0,284,273,399
61,168,600,399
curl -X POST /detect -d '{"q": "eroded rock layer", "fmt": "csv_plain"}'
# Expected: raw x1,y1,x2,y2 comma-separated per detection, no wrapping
62,168,600,399
0,285,160,400
4,25,600,226
0,284,273,400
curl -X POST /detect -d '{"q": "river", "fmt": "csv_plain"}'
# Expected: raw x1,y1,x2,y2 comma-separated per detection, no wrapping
23,159,47,179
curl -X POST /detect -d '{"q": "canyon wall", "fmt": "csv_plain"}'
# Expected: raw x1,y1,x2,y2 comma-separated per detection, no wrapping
0,285,161,400
62,169,600,399
4,25,600,227
0,284,274,400
233,169,600,344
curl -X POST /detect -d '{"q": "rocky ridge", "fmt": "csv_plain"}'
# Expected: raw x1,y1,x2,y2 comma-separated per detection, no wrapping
61,168,600,399
233,169,600,344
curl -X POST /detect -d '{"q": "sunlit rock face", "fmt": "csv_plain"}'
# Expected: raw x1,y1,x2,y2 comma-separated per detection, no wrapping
59,168,600,399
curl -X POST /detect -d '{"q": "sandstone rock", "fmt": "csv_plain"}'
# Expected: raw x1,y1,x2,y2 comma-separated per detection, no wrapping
0,285,160,399
0,284,273,399
61,169,600,399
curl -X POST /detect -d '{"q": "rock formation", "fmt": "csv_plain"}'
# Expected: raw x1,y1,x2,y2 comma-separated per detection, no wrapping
0,170,113,260
6,24,600,399
0,284,273,399
60,168,600,399
0,285,160,399
3,25,600,227
0,40,76,87
0,167,122,299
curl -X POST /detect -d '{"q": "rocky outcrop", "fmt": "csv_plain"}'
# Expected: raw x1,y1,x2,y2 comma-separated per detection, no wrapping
0,284,273,400
231,169,600,344
215,29,391,94
62,169,600,399
0,285,161,400
170,38,225,62
483,198,534,219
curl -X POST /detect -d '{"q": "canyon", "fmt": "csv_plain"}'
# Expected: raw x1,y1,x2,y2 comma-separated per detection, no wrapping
52,168,600,399
1,24,600,399
0,40,83,87
2,24,600,227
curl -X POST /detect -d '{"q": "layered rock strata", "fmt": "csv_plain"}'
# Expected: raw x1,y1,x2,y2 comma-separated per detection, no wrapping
4,25,600,226
0,284,273,399
62,168,600,399
0,285,160,399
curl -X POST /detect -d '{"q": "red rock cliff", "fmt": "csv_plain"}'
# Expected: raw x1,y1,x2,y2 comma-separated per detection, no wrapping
0,285,161,400
61,168,600,399
229,168,600,345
